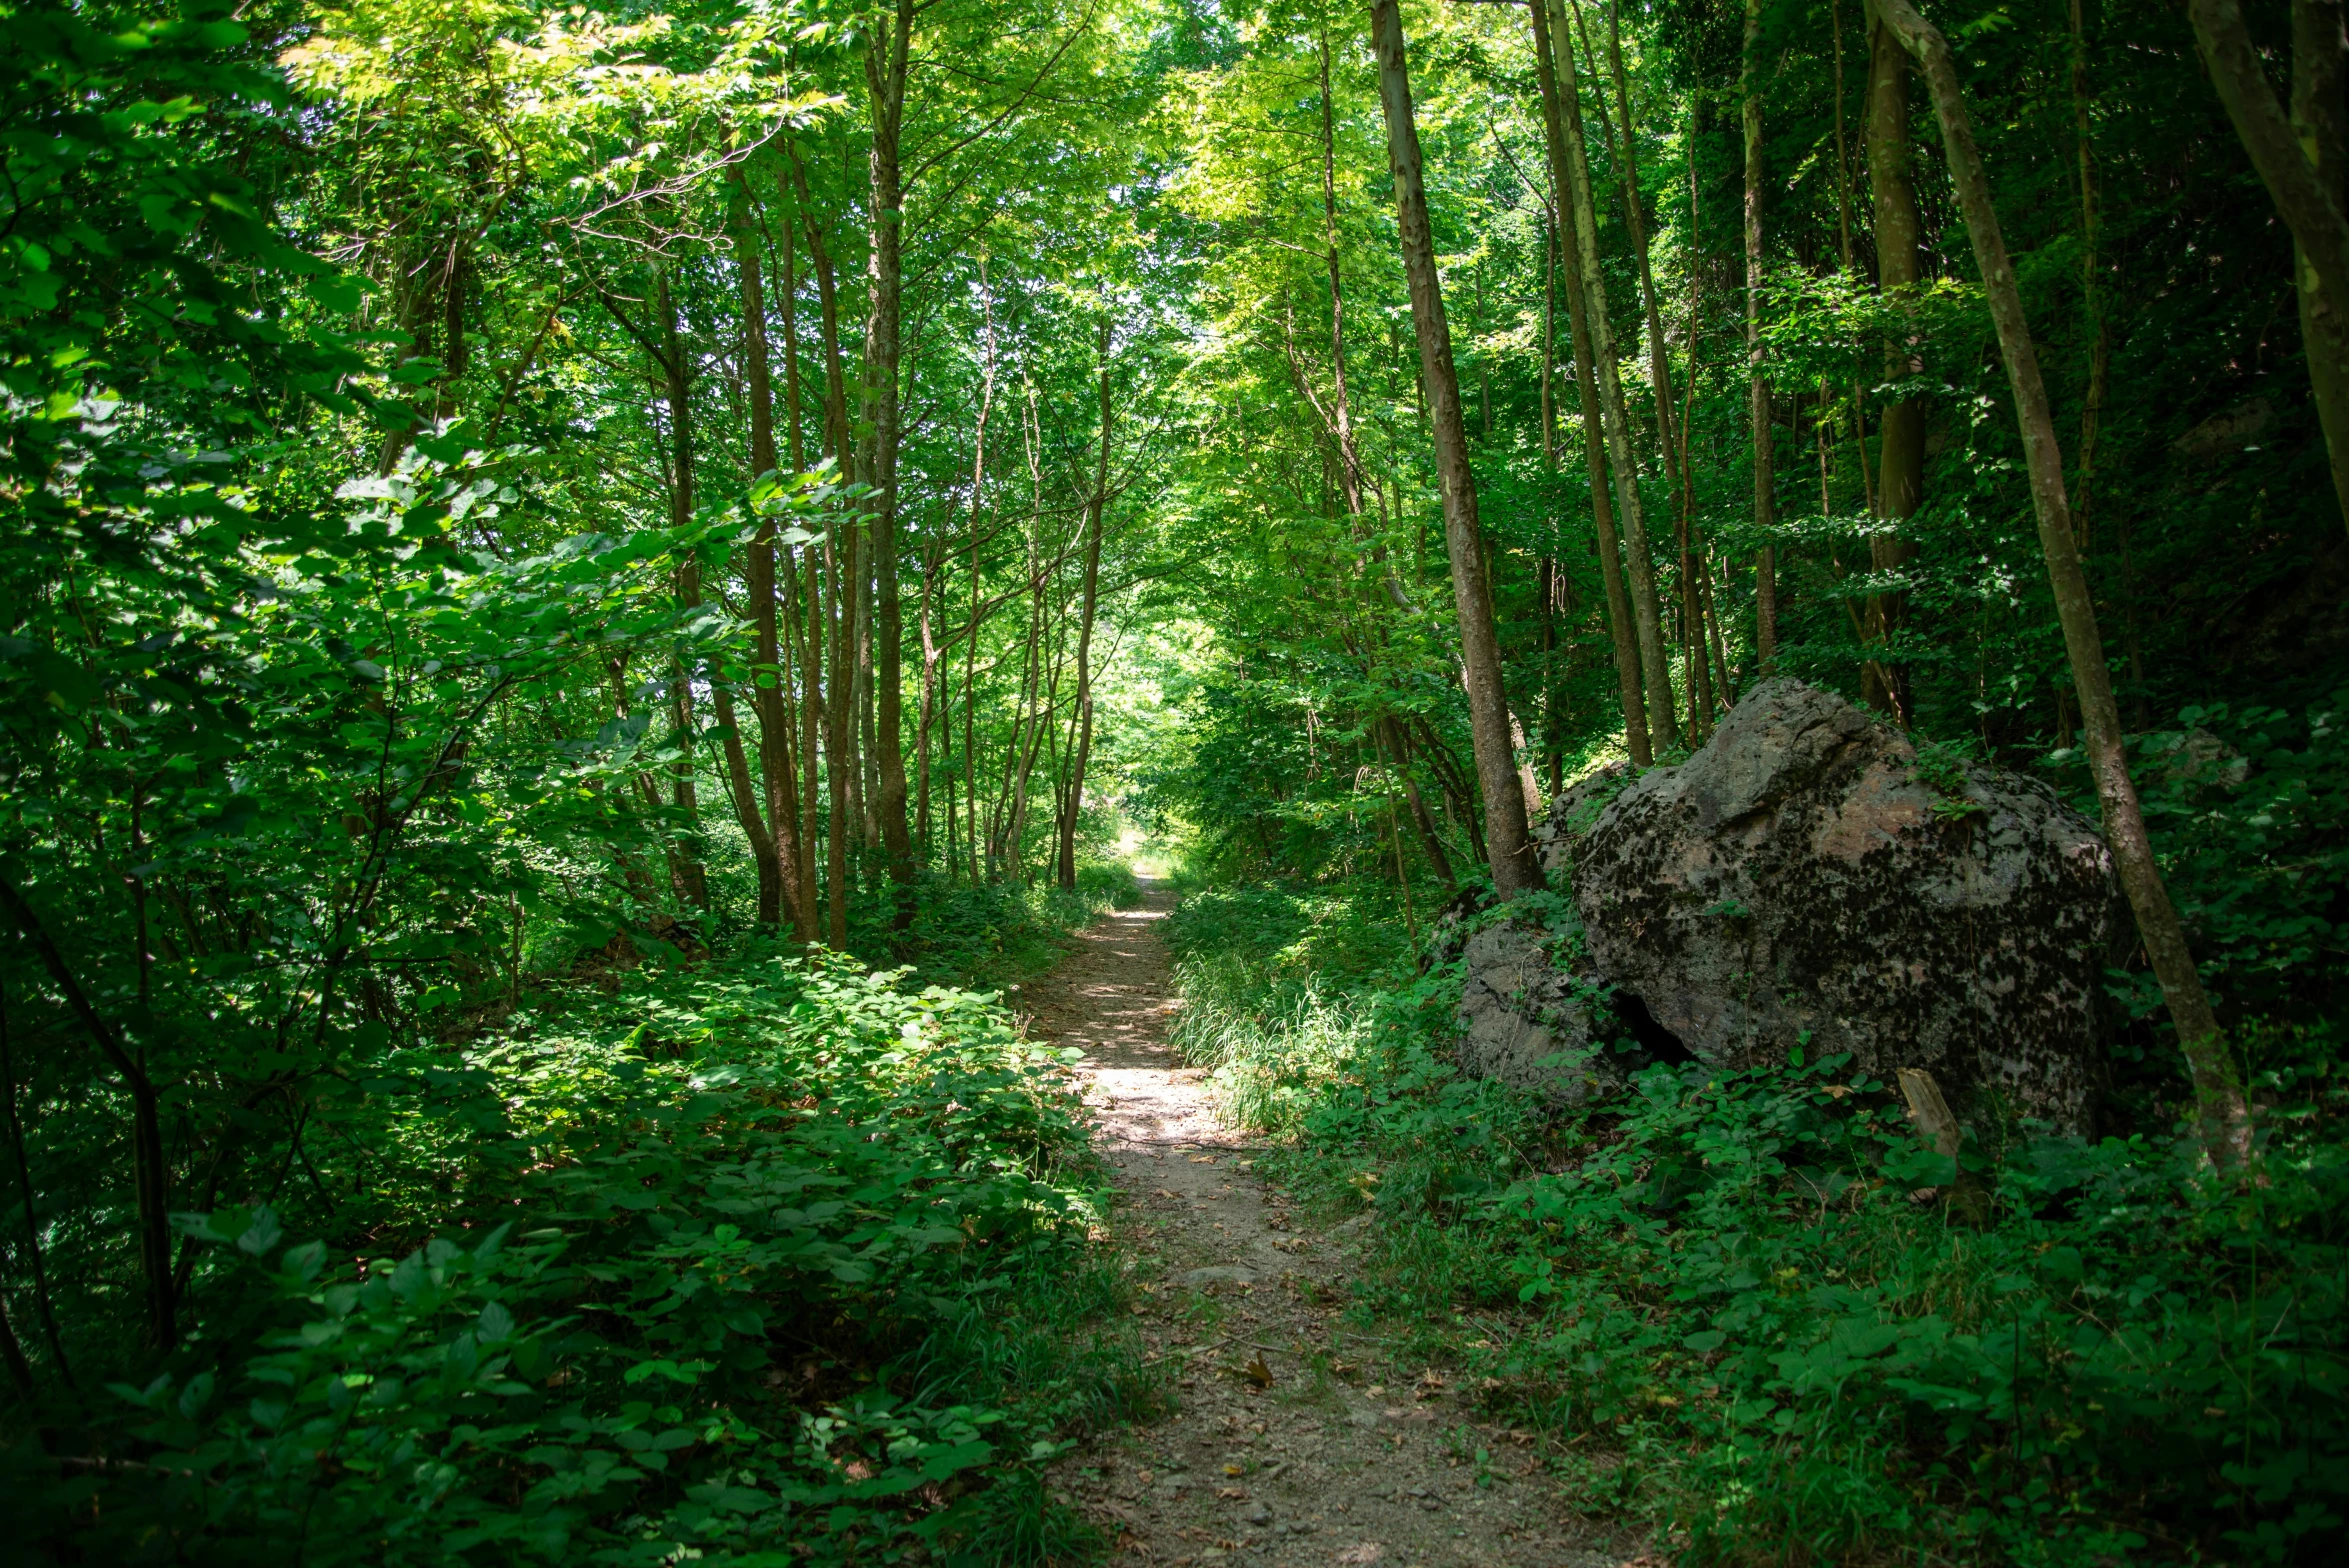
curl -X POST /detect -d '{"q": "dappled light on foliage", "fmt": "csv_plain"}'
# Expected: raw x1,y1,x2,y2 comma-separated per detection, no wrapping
6,0,2349,1561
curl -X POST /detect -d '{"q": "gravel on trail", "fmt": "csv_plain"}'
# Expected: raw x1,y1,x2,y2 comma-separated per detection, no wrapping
1024,883,1650,1568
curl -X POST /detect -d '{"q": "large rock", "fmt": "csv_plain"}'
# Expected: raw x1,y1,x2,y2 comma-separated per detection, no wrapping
1534,762,1632,883
1454,919,1617,1104
1569,678,2121,1127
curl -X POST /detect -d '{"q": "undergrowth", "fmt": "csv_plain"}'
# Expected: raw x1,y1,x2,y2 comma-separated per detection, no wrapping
4,880,1158,1567
1165,876,2349,1566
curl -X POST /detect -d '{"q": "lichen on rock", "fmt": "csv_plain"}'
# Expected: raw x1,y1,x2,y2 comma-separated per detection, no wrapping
1568,678,2122,1129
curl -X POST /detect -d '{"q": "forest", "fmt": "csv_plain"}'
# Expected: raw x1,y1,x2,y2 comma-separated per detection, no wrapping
3,0,2346,1562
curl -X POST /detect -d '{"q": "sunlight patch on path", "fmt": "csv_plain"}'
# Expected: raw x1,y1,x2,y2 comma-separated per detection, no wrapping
1024,881,1646,1568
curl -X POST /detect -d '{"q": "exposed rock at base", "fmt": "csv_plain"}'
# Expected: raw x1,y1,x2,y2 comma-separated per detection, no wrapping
1571,678,2121,1128
1453,919,1618,1104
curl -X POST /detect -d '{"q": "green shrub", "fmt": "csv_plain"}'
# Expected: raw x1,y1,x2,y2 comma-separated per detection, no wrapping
4,954,1156,1565
1166,878,2349,1565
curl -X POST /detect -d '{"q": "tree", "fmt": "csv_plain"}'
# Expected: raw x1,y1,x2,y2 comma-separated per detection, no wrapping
1872,0,2250,1161
1861,0,1925,721
2188,0,2349,535
1370,0,1537,894
1549,0,1679,758
1530,0,1651,764
1745,0,1779,676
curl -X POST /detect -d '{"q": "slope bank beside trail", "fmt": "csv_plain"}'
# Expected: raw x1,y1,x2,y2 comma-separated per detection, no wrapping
1024,882,1643,1567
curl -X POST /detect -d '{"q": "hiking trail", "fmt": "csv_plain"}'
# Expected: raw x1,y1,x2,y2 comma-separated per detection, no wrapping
1025,881,1643,1568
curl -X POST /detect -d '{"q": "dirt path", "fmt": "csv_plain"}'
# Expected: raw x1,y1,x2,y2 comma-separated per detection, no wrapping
1027,883,1630,1568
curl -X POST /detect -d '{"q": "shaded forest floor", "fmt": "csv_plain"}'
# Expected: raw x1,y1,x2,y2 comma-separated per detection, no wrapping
1029,886,1644,1568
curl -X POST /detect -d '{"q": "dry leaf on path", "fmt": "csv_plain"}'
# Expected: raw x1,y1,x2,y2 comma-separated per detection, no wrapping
1243,1355,1272,1388
1334,1544,1385,1565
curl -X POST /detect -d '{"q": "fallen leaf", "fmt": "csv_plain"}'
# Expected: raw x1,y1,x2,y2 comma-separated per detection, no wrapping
1335,1544,1386,1565
1243,1355,1272,1389
1223,1463,1245,1476
1218,1486,1247,1500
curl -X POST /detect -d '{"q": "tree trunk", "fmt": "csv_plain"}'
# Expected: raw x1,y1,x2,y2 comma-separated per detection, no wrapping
1372,0,1537,894
655,273,709,910
2292,0,2349,535
778,161,808,477
1550,0,1678,758
2190,0,2349,538
864,0,916,924
1,883,175,1347
790,166,857,943
824,495,858,947
1680,120,1717,734
1860,0,1924,722
773,174,824,932
1590,0,1682,491
1320,31,1371,519
1530,0,1652,766
726,169,807,937
2070,0,2111,564
1744,0,1779,677
1409,714,1490,869
1876,0,2249,1163
1002,541,1049,883
788,145,854,470
1058,315,1113,891
1380,716,1457,886
1594,0,1715,737
964,261,998,884
915,541,942,861
857,558,878,856
798,532,824,936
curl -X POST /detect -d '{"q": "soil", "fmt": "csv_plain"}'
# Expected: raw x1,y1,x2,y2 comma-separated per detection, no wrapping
1027,883,1643,1568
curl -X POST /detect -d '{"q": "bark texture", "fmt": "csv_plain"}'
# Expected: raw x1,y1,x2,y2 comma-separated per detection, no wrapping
1373,0,1537,894
1744,0,1778,674
1863,0,1924,720
1549,0,1677,757
865,1,916,922
1531,0,1649,764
